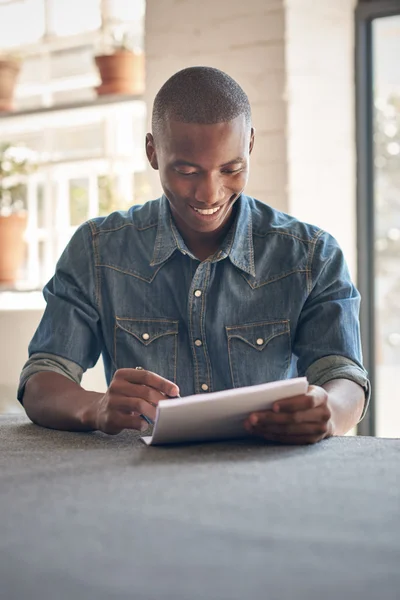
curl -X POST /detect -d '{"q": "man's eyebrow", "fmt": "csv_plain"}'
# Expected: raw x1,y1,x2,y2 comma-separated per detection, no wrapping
220,157,246,167
171,159,201,168
171,157,246,169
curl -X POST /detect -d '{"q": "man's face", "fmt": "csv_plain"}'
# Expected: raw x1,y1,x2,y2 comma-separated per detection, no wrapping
146,115,254,240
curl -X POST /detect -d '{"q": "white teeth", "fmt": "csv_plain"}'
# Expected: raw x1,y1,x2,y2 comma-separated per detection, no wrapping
193,206,221,215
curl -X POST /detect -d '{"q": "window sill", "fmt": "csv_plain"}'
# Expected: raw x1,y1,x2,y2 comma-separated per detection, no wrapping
0,291,45,311
0,93,144,120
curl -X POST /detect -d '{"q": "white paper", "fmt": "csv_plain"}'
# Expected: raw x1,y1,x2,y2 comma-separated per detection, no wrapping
141,377,308,446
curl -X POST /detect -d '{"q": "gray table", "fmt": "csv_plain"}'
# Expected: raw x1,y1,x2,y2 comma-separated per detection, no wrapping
1,415,399,600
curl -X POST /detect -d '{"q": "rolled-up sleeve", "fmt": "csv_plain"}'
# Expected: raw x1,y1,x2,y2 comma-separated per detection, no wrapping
18,222,103,403
294,231,370,422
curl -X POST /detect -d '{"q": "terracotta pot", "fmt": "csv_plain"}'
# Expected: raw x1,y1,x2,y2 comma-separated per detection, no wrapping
0,212,27,283
94,51,144,96
0,58,21,112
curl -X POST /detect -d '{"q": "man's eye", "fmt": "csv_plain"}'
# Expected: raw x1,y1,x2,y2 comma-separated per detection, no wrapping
176,170,197,176
222,168,243,175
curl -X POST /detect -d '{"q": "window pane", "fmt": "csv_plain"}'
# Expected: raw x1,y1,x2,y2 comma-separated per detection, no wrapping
98,174,131,216
48,0,101,36
0,0,45,48
373,15,400,438
104,0,145,22
37,183,45,229
69,178,89,226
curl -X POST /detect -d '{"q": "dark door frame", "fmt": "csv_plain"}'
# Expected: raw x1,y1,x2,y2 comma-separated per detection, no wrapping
355,0,400,435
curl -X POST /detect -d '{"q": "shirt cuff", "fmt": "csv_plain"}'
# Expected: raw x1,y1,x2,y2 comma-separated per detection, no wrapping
18,352,84,404
305,355,371,423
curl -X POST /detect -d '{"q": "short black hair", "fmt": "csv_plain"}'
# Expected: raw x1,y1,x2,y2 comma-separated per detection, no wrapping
152,66,252,138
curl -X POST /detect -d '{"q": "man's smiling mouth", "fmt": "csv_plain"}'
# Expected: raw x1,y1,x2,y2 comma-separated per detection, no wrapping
191,206,221,215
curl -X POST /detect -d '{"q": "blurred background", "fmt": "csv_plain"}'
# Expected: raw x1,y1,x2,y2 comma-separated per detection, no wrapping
0,0,398,438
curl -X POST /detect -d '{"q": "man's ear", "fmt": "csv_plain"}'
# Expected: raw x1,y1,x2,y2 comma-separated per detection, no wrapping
249,127,255,155
146,133,159,170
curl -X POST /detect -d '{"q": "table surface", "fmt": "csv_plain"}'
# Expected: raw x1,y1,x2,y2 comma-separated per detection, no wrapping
1,414,399,600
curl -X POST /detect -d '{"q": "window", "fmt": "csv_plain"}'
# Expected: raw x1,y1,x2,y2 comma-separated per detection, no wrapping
356,1,400,437
0,0,148,291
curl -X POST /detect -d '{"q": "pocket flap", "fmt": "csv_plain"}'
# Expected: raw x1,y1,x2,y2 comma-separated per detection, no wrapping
116,318,179,346
226,320,289,351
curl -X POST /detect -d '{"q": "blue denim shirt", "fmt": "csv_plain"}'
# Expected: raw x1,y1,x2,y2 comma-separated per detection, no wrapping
19,195,370,413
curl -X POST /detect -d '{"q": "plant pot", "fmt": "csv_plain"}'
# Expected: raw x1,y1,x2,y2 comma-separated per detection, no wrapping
0,58,21,112
94,51,144,96
0,212,27,283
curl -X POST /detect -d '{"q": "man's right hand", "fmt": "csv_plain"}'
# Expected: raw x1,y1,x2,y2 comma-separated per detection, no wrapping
89,368,180,435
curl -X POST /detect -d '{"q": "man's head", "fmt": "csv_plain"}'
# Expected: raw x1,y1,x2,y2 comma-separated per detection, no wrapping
146,67,255,250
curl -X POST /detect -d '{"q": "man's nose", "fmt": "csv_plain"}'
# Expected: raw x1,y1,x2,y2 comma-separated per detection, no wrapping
193,173,224,205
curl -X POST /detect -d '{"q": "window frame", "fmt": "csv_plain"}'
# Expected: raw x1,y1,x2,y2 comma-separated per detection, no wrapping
355,0,400,436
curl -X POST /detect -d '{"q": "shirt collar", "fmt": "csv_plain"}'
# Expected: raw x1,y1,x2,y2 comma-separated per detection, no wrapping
151,194,255,277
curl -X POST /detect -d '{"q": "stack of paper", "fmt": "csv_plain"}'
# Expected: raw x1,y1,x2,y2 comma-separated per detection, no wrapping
142,377,308,445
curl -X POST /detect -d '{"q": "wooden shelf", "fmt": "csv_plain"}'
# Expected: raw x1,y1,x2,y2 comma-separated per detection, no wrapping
0,93,144,120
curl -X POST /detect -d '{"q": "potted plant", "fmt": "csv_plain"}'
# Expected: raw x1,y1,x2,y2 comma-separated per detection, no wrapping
0,143,36,284
0,54,21,112
94,31,144,96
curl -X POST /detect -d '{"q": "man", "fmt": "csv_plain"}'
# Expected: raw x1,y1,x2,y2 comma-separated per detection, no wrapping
18,67,370,444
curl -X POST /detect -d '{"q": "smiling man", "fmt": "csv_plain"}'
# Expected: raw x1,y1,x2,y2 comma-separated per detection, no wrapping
18,67,370,444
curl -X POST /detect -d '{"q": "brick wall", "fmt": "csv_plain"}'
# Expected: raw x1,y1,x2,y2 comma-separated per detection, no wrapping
145,0,357,273
145,0,288,210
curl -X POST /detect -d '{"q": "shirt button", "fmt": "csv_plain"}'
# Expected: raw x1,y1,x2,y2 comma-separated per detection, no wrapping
195,339,202,347
256,338,264,346
194,289,202,297
201,384,209,391
142,333,150,341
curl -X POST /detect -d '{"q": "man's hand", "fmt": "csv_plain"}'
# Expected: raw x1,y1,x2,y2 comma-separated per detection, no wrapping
87,368,180,435
243,385,334,445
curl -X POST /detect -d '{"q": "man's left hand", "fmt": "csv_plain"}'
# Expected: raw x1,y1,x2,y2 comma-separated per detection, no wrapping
244,385,334,445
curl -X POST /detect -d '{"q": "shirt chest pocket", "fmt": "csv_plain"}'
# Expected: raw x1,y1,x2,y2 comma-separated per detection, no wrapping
226,320,291,388
114,317,179,383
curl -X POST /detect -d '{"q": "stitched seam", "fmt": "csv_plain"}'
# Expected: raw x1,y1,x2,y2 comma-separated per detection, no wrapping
114,322,118,370
200,262,213,392
307,229,324,294
226,330,289,349
88,220,102,312
96,263,162,283
253,231,316,244
116,317,179,324
247,208,255,275
94,222,158,235
226,319,289,331
284,322,292,378
227,336,237,388
173,329,177,384
189,269,201,394
115,328,179,344
240,269,309,289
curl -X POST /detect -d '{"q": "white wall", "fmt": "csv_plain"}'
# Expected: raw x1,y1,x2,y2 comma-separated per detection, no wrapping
0,0,359,413
285,0,357,275
145,0,289,210
0,303,106,414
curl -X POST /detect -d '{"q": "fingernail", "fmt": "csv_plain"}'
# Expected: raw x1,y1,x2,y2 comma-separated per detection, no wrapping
140,421,149,432
250,414,258,425
169,388,180,398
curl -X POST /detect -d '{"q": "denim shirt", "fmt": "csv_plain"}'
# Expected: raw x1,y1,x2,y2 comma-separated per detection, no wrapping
19,195,370,414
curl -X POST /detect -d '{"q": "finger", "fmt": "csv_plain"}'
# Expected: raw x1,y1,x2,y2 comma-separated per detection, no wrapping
114,368,180,397
247,404,331,427
111,380,166,406
101,411,149,436
272,385,328,414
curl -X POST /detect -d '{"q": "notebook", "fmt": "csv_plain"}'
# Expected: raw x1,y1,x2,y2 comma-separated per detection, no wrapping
141,377,308,445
